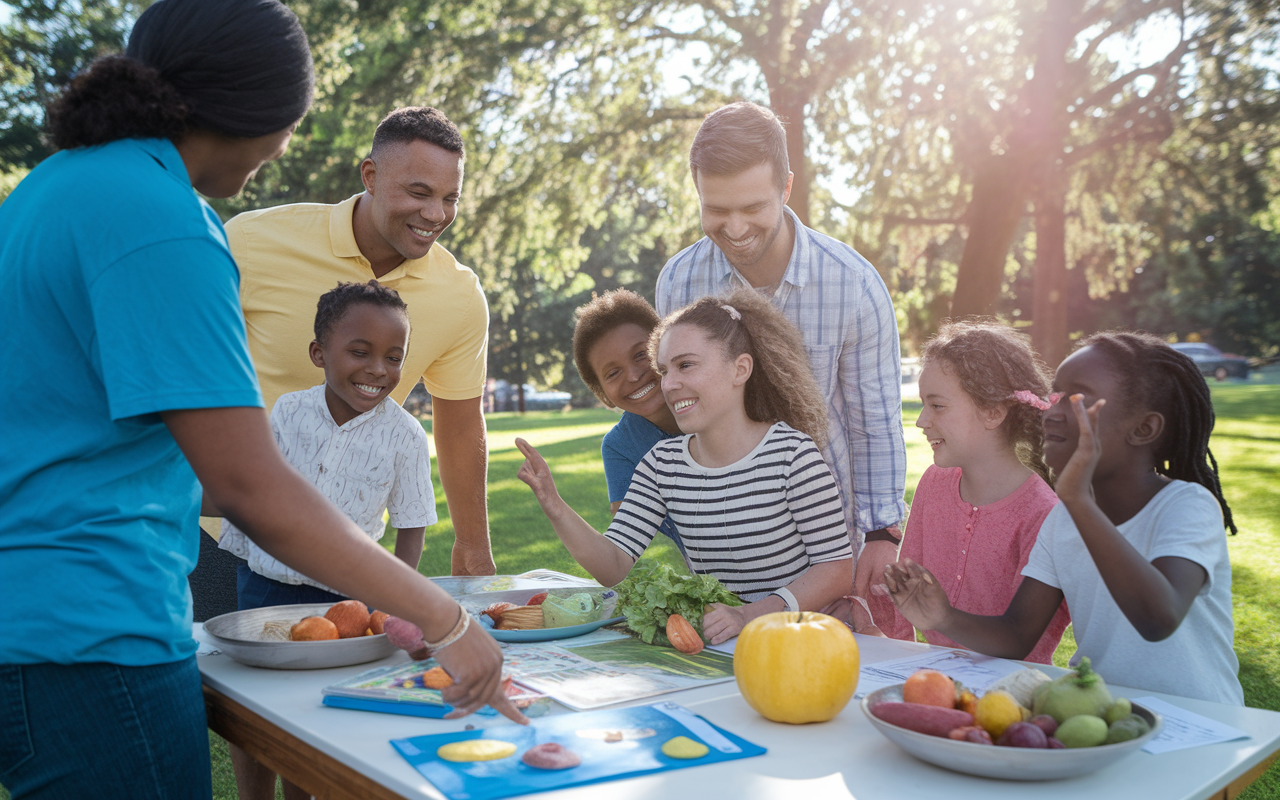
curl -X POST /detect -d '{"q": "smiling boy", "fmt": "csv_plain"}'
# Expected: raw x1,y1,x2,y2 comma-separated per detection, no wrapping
218,281,433,596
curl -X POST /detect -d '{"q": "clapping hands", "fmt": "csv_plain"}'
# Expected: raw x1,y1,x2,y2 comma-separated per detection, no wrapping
881,559,953,632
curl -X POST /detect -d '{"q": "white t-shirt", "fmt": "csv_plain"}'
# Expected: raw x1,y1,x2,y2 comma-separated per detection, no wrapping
220,385,436,590
1022,480,1242,705
605,422,853,601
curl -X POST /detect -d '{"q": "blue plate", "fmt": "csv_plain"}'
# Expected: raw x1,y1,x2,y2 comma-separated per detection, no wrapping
488,616,626,643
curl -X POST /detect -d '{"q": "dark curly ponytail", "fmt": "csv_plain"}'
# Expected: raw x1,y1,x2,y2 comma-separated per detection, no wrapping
45,56,190,150
43,0,313,151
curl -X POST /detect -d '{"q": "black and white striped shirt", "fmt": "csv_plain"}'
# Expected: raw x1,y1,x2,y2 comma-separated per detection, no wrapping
605,422,853,601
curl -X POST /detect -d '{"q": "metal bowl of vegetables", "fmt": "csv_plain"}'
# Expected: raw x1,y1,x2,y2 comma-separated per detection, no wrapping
861,684,1162,781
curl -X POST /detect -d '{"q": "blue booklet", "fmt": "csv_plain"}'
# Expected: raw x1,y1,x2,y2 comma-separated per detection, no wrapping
321,660,548,719
390,701,766,800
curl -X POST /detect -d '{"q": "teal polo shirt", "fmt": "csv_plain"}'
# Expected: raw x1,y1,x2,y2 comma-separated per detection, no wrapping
0,138,263,665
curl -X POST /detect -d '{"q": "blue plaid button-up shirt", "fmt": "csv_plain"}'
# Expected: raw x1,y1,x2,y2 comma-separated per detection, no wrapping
655,206,907,548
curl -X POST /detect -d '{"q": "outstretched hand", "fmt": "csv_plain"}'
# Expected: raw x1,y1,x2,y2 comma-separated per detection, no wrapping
1054,394,1106,506
515,437,560,509
881,559,952,633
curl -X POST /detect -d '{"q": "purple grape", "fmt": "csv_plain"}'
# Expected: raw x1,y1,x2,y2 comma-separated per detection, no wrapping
996,722,1049,748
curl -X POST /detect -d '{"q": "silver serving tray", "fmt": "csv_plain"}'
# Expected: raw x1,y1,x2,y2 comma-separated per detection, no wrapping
203,603,396,670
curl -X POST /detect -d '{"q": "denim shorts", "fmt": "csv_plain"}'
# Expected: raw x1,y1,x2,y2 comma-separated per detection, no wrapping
0,657,211,799
236,563,347,611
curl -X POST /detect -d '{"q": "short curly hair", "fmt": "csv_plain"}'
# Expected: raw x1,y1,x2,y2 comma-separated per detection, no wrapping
370,106,465,160
922,320,1054,485
314,280,409,345
572,289,661,405
650,289,828,446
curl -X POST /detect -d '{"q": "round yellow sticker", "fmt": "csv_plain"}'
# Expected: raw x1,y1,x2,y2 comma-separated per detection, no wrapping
660,736,709,759
436,739,518,762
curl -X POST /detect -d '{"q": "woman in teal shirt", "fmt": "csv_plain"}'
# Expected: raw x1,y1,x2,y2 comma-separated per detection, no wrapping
0,2,521,797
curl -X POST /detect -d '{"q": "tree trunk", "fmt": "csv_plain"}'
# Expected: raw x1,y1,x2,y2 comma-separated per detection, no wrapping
1032,172,1070,367
948,0,1080,320
773,94,811,226
948,154,1034,318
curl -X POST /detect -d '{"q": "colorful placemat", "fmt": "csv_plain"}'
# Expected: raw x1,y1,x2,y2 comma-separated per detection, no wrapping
389,701,766,800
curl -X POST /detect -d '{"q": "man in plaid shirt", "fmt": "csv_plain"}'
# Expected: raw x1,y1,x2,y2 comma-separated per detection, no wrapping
655,102,907,628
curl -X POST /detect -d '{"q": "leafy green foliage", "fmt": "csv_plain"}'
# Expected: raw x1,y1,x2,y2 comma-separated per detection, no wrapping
615,560,741,645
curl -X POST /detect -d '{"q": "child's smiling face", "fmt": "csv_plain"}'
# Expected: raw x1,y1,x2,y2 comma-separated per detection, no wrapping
1043,345,1130,474
655,322,748,434
916,360,999,469
309,302,410,426
587,322,667,423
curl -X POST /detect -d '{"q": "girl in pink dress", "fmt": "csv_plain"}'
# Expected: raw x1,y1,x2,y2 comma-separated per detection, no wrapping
882,322,1070,663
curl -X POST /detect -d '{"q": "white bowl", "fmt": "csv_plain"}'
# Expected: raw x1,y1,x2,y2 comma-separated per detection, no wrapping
861,684,1162,781
203,603,396,670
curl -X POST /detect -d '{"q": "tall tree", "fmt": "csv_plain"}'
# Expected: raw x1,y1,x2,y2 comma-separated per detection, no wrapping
0,0,150,169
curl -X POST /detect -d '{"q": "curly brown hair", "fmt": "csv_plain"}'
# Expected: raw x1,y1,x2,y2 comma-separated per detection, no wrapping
922,320,1054,485
572,289,661,405
649,289,828,446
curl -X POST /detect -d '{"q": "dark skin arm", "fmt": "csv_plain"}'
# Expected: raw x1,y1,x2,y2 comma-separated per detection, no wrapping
1051,395,1208,640
884,561,1066,659
163,406,525,723
431,396,497,576
394,526,426,572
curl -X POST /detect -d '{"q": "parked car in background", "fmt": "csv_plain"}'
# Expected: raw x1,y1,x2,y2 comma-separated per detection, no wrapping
487,380,572,412
1170,342,1250,381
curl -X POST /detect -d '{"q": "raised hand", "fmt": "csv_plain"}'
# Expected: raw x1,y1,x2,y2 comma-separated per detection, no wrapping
882,559,952,632
515,437,561,509
1053,394,1106,506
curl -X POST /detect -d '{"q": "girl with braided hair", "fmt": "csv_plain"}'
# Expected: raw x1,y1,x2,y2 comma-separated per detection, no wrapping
517,289,855,644
880,321,1071,663
885,331,1243,704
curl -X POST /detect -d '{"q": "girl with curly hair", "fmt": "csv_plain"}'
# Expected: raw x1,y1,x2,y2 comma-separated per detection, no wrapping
518,289,853,644
880,321,1070,662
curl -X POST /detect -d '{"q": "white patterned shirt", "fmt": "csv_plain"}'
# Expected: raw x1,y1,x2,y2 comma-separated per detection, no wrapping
220,384,436,589
605,423,853,601
655,206,906,547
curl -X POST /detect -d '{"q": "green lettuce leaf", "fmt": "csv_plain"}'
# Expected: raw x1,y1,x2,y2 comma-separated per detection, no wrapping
615,561,742,645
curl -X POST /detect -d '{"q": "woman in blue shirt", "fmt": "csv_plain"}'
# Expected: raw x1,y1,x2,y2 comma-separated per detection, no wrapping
0,2,521,797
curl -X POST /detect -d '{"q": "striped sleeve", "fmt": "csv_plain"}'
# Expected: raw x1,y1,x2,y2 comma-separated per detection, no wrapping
787,438,855,563
604,448,669,559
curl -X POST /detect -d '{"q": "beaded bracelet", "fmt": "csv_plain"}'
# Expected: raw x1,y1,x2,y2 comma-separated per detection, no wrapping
423,604,471,654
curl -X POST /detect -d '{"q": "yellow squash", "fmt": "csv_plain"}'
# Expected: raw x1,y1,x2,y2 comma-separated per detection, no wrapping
734,611,859,724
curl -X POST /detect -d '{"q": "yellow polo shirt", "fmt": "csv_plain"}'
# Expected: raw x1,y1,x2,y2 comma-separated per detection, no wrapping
226,193,488,411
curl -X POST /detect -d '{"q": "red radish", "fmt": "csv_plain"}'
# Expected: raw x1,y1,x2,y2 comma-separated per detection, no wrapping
527,592,549,605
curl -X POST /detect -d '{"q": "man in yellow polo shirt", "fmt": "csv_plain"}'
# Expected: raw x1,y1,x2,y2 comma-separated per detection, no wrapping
224,106,496,579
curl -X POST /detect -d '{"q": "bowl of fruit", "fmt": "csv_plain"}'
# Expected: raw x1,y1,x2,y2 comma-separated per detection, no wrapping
861,660,1161,781
203,600,397,669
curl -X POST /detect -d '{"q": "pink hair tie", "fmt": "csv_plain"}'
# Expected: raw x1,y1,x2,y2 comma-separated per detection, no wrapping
1010,390,1060,411
719,303,741,321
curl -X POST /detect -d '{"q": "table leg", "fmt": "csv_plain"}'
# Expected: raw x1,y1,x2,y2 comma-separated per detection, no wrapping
1220,750,1280,800
204,684,409,800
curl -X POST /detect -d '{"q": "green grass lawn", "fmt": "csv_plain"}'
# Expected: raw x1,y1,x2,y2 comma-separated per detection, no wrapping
4,381,1274,800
